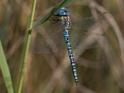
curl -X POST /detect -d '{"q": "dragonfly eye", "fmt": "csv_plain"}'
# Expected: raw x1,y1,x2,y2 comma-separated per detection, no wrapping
55,7,69,16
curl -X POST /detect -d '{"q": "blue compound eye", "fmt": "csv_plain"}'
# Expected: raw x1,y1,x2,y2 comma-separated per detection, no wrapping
55,7,69,16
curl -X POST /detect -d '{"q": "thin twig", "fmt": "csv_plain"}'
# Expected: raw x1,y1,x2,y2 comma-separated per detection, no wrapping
7,37,24,59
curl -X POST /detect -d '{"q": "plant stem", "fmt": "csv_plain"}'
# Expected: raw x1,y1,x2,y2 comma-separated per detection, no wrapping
17,0,72,92
17,0,37,93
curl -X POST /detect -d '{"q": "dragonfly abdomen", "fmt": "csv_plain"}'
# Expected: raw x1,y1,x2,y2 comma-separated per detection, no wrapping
54,7,79,84
63,31,78,83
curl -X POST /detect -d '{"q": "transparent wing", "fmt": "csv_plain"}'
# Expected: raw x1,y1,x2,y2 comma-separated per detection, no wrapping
30,17,96,54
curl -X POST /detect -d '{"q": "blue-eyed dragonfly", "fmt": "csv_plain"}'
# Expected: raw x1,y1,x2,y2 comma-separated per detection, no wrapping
31,7,79,84
31,7,96,84
54,7,79,84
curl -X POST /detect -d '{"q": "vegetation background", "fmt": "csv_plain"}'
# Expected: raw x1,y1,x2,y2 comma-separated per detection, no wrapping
0,0,124,93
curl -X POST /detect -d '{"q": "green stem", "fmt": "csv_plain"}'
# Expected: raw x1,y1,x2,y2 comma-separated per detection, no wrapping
17,0,37,93
17,0,72,92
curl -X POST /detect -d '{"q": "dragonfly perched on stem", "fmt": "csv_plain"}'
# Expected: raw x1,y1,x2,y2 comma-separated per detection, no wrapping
54,7,79,84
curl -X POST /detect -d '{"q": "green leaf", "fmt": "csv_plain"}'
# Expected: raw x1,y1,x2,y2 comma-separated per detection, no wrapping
0,40,14,93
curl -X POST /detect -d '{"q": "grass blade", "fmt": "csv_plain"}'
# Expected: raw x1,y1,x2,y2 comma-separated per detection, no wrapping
0,40,14,93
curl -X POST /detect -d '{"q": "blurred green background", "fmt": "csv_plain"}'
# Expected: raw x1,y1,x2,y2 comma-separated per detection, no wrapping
1,0,124,93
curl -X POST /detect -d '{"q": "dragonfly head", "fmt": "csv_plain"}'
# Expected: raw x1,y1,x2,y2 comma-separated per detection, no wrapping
54,7,69,16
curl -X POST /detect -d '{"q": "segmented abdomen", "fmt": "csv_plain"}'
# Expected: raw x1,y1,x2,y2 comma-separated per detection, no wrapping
63,30,78,84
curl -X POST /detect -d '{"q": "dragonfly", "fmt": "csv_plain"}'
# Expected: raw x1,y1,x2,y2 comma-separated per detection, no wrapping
32,7,96,84
54,7,79,84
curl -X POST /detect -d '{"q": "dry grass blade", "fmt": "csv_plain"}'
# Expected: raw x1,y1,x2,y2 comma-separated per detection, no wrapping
90,0,124,69
37,27,59,56
77,84,96,93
